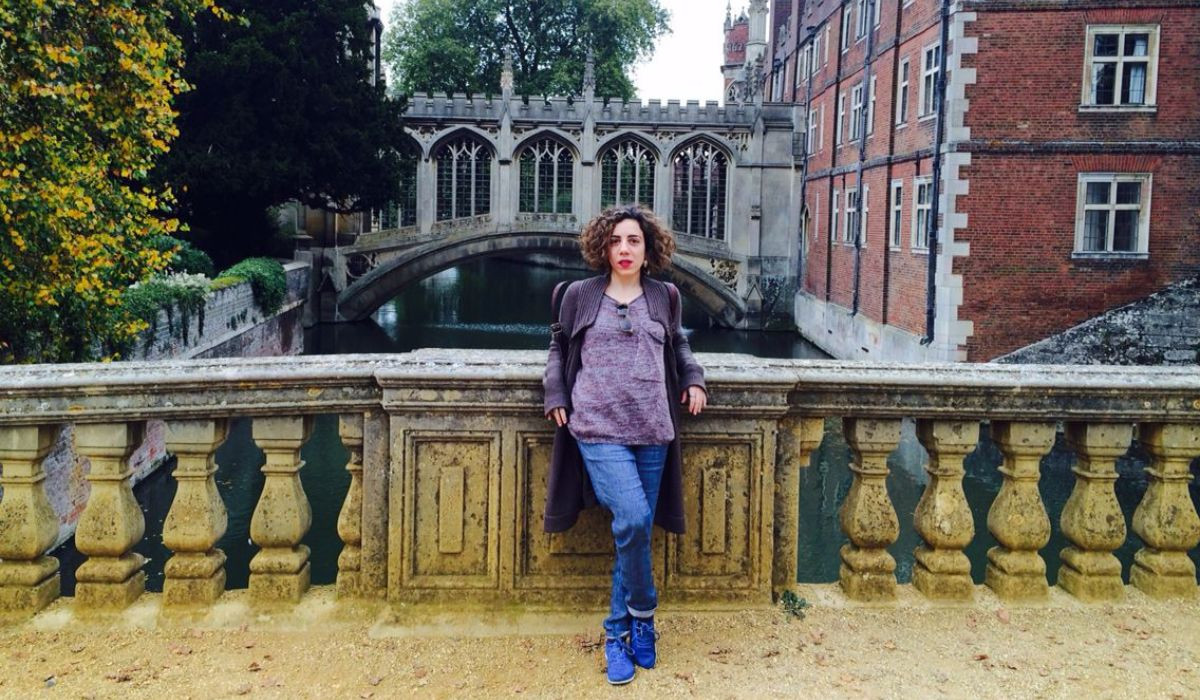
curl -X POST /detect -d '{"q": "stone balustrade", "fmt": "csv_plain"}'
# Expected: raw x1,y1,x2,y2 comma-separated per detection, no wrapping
1,351,1198,619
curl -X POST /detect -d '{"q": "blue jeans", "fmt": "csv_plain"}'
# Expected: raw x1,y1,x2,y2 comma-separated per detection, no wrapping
577,442,668,640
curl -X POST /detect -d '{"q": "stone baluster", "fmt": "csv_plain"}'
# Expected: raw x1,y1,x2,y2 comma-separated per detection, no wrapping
1131,423,1200,598
249,416,313,602
913,420,978,599
0,426,60,615
985,422,1055,600
336,414,364,597
773,416,824,598
839,418,901,601
1058,422,1133,601
162,419,229,607
74,422,147,609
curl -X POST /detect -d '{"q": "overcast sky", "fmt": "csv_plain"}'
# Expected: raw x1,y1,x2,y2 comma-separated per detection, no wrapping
375,0,728,102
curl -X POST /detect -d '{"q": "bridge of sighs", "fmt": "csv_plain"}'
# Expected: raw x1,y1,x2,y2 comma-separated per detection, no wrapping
301,61,803,329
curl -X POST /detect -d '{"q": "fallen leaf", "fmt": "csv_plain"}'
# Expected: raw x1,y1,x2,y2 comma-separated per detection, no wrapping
360,693,374,699
996,609,1011,624
106,672,133,683
762,650,780,658
234,683,252,696
674,672,694,683
809,630,826,646
973,654,989,661
247,662,262,673
883,641,897,651
368,676,384,687
413,668,427,679
69,644,85,654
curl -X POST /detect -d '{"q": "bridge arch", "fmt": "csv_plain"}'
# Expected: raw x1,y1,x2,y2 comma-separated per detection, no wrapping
335,230,747,327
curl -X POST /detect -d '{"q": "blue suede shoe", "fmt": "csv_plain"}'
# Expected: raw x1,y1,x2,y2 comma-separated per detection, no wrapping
604,636,635,685
630,617,657,669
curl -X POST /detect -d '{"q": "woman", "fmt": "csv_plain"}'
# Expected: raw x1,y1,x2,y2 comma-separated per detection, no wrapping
542,204,707,685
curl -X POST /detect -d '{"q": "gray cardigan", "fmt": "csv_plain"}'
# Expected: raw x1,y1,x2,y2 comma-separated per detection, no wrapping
542,275,706,533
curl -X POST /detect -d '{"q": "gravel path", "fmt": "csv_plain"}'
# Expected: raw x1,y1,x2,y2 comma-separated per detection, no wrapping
1,585,1198,699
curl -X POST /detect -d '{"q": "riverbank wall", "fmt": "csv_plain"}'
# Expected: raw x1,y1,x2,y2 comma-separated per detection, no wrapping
29,262,310,547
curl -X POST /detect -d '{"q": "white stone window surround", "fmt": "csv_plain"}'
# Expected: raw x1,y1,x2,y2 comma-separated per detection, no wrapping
895,57,910,126
841,8,853,52
833,188,841,241
1072,172,1152,259
889,179,904,250
912,175,932,251
808,107,819,154
844,184,869,246
1080,24,1160,112
850,82,865,141
836,94,846,144
919,42,941,120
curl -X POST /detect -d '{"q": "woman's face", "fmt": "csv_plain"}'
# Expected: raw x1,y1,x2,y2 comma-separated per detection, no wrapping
608,218,646,280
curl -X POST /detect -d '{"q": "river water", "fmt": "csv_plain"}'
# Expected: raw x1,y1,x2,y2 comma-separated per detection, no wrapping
54,257,1198,593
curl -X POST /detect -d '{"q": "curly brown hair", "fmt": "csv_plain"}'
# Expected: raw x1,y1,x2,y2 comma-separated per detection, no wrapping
578,205,676,275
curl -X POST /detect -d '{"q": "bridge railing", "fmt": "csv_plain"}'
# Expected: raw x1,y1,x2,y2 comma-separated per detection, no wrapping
0,351,1197,618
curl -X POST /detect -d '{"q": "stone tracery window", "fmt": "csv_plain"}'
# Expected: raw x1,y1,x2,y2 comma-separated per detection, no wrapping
599,139,656,209
518,137,573,214
671,140,728,240
435,133,492,221
377,140,418,229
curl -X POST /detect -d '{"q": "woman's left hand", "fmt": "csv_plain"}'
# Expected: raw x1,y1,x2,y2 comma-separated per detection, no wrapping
681,385,707,416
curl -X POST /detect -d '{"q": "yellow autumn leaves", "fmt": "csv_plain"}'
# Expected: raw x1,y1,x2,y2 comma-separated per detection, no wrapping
0,0,226,363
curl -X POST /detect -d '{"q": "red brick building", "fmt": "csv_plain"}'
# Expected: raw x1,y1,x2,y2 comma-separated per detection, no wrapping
756,0,1199,361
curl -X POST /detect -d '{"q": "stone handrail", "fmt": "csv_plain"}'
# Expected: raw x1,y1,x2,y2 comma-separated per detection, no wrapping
1,350,1198,618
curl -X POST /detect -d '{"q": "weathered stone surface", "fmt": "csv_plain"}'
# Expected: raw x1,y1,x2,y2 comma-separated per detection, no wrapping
0,426,60,615
986,422,1055,600
1131,423,1200,599
913,420,978,600
249,416,313,602
1058,422,1132,601
996,277,1200,366
73,423,147,610
162,419,229,607
839,418,901,601
336,414,364,598
773,416,824,598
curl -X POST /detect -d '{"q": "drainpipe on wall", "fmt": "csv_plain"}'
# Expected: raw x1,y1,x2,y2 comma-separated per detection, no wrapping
922,0,952,346
849,0,879,316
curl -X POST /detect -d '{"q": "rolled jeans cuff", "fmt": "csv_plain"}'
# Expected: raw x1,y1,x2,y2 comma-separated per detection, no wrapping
628,605,656,619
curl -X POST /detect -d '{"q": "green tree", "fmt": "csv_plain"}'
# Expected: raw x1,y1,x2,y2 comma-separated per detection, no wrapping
156,0,410,268
384,0,670,99
0,0,224,364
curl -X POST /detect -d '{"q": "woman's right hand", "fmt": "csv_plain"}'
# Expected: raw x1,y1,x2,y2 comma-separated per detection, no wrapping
547,407,568,427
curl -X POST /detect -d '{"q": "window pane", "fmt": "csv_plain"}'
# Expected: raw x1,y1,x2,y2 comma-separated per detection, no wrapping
1085,181,1111,205
1113,210,1138,251
1116,181,1141,204
1093,34,1118,56
1091,63,1116,104
1122,63,1146,104
1123,34,1149,56
1083,210,1108,250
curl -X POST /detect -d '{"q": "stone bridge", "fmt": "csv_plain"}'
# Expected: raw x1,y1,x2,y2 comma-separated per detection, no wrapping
1,353,1199,619
303,60,803,329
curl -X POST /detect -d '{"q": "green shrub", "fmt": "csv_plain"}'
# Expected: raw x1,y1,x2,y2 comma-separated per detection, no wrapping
215,258,287,315
121,273,211,351
148,235,216,277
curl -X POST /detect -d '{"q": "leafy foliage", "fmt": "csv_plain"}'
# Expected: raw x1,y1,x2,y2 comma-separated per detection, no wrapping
0,0,225,364
121,272,211,351
149,235,216,277
214,258,287,315
780,590,810,621
157,0,411,268
384,0,670,99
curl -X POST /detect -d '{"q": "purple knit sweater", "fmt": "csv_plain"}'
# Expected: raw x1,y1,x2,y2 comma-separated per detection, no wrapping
568,295,675,445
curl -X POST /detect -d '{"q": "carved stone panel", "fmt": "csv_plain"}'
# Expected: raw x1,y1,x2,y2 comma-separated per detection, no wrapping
667,437,759,591
516,434,665,591
403,433,499,588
